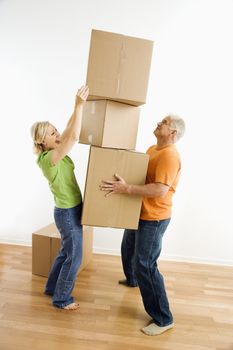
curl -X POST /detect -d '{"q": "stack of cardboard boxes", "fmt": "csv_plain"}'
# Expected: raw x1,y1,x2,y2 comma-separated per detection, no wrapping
32,29,153,277
80,29,154,229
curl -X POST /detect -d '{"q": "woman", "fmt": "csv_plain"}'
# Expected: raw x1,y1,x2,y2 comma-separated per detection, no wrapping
31,85,89,310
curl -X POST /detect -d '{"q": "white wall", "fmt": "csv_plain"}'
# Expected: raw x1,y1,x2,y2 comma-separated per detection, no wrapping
0,0,232,265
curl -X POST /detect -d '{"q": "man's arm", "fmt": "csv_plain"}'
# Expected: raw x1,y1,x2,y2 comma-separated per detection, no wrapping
100,174,169,198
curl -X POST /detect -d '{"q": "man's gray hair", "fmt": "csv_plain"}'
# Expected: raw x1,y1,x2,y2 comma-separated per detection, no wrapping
167,114,185,142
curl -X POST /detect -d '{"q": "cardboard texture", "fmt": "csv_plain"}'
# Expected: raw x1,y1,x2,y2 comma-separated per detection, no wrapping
79,100,140,149
86,29,153,106
32,223,93,277
81,146,149,229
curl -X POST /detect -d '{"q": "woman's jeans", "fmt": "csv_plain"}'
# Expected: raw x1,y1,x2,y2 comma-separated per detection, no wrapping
121,219,173,327
44,204,83,308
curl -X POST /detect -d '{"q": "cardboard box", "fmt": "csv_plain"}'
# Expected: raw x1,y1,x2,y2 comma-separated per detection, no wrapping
32,223,93,277
86,29,154,106
79,100,140,149
81,146,149,229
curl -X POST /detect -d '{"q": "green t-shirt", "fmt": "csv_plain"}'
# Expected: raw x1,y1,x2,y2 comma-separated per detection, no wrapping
37,151,82,208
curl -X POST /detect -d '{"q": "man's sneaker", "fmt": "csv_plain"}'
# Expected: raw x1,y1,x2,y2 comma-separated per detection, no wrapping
118,279,138,287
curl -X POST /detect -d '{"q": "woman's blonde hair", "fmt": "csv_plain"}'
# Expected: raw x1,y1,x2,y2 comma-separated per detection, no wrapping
31,121,50,154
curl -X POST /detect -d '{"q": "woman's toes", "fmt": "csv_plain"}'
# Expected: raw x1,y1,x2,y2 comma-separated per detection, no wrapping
63,302,79,310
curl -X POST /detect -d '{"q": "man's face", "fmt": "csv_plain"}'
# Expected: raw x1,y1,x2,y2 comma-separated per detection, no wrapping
154,117,173,139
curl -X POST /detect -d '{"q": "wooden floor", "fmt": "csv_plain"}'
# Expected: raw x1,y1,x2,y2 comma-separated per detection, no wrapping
0,244,233,350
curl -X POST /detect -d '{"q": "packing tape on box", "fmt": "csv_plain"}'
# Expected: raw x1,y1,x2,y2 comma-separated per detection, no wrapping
91,101,96,114
116,78,120,95
88,134,93,143
116,41,126,95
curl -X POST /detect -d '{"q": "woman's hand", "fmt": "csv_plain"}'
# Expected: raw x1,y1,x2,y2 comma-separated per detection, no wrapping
75,85,89,106
100,174,129,197
51,85,89,165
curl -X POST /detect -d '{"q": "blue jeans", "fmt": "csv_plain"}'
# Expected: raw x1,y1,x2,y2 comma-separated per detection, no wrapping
45,204,83,308
121,219,173,326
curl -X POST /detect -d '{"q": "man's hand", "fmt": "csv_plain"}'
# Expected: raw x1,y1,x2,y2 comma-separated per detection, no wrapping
100,174,129,197
100,174,170,198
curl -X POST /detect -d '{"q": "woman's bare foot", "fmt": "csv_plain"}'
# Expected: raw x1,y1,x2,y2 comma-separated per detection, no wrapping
63,302,79,310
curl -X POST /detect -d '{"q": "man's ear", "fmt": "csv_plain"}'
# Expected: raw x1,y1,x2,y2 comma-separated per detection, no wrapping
171,129,177,142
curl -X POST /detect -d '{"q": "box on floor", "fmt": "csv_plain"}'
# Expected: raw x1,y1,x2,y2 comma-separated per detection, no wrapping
32,223,93,277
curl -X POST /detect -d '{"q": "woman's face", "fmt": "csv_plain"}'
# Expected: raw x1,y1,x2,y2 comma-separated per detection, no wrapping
43,124,61,150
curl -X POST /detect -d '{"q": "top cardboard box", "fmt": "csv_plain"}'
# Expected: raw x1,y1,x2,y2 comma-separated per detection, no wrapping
86,29,154,106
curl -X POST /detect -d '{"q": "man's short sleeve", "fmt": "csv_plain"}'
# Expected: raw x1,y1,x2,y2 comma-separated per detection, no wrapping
155,153,180,186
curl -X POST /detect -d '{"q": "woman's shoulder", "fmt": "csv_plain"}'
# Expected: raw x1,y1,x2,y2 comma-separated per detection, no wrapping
37,150,53,168
37,150,49,161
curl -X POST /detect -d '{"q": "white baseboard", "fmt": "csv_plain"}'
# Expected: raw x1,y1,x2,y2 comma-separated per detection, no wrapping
93,247,120,256
159,254,233,267
93,246,233,267
1,238,232,267
0,237,31,246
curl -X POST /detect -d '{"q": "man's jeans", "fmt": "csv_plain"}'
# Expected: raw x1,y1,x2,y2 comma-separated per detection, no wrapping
45,204,83,308
121,219,173,327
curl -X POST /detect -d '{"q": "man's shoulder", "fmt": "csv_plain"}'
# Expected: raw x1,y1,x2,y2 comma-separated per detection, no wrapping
146,144,157,154
162,146,181,167
162,145,180,156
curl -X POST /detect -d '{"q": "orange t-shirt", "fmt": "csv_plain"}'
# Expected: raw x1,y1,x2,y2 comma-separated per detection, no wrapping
140,144,181,221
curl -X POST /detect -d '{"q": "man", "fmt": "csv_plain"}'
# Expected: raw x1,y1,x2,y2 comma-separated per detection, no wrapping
100,114,185,336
